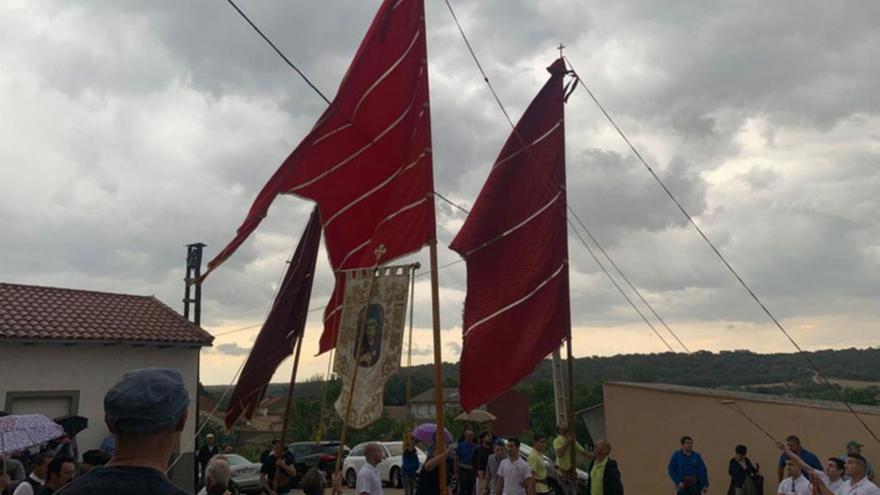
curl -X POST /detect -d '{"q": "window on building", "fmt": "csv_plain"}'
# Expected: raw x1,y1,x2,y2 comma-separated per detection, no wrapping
5,390,79,418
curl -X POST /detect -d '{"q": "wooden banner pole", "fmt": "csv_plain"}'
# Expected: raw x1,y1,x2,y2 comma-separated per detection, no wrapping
428,239,448,492
275,330,304,492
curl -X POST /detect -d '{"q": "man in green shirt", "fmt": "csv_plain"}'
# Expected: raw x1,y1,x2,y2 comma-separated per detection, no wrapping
586,440,623,495
553,424,590,495
528,435,549,495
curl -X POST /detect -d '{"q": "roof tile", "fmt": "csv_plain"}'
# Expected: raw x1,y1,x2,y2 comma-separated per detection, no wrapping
0,283,214,346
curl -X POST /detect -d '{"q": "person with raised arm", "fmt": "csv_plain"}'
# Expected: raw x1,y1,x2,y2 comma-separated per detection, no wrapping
777,441,844,493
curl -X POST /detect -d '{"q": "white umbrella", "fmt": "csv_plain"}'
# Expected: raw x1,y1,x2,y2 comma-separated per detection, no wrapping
455,409,497,423
0,414,65,456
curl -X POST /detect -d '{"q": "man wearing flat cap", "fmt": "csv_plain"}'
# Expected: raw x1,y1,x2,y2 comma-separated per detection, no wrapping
60,367,190,495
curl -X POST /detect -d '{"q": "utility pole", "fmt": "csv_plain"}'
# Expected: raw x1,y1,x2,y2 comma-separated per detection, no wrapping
551,346,569,427
183,243,206,325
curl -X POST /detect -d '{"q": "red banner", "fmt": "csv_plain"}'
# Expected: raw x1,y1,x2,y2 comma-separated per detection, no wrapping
224,208,321,428
202,0,436,354
450,59,571,411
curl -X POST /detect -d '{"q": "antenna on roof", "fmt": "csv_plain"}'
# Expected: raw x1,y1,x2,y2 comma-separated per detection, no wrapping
184,243,206,326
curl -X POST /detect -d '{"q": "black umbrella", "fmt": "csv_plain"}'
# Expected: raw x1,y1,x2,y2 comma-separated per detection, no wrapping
54,415,88,436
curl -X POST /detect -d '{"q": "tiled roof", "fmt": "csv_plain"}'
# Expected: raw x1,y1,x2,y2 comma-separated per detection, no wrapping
410,388,460,404
0,282,214,346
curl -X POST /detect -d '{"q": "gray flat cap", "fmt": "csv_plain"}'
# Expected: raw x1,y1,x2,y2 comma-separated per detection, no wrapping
104,367,190,435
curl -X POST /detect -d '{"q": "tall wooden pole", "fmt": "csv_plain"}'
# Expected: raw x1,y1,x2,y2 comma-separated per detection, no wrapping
404,266,418,437
429,239,448,492
315,271,343,443
276,330,304,491
565,333,576,478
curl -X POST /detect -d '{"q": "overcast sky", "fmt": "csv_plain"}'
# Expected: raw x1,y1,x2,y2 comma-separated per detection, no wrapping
2,0,878,386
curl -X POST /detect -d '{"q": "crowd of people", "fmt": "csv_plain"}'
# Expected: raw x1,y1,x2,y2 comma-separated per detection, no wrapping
1,437,112,494
1,368,203,495
666,435,879,495
382,423,622,495
4,367,879,495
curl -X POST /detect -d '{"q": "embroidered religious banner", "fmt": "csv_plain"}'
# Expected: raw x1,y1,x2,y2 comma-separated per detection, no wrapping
334,264,412,428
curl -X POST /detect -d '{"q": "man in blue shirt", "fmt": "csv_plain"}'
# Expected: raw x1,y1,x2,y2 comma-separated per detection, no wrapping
667,436,708,494
456,427,478,495
777,435,822,483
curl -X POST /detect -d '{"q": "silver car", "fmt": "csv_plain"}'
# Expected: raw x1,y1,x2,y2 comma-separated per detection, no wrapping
225,454,262,493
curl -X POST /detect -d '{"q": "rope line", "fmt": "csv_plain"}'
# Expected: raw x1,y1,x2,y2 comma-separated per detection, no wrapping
224,0,331,106
440,0,680,352
570,213,691,353
439,0,794,443
435,191,470,215
219,0,868,444
562,56,880,444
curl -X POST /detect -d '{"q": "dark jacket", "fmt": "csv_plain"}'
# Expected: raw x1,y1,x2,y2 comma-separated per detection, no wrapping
586,458,623,495
197,445,219,470
728,457,757,488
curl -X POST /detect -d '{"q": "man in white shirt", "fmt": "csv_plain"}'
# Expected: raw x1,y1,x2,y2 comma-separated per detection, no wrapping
777,460,811,495
356,443,384,495
778,441,845,492
811,454,880,495
495,438,534,495
12,453,52,495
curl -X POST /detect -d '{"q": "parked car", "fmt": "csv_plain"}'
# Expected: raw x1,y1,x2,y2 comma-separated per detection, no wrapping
343,441,427,488
225,453,262,493
287,440,351,485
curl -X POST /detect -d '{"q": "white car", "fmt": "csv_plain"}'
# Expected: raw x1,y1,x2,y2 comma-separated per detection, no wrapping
342,441,427,488
225,454,262,493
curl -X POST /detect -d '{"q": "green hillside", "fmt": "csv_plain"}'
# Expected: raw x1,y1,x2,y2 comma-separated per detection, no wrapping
202,348,880,448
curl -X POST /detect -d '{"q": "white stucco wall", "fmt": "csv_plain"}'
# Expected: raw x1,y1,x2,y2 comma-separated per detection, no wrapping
0,342,201,487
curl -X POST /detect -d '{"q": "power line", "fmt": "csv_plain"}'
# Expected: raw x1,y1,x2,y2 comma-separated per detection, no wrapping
563,56,880,444
218,0,770,442
221,0,869,443
224,0,331,106
438,0,858,445
212,323,262,338
435,191,470,215
440,0,682,353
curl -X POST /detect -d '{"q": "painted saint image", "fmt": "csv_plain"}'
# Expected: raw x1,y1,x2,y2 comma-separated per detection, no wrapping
352,303,384,367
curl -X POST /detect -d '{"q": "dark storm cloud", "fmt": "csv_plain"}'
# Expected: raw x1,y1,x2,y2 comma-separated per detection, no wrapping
1,0,878,361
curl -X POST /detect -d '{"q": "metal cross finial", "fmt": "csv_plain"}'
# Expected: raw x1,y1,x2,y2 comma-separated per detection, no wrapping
558,43,566,58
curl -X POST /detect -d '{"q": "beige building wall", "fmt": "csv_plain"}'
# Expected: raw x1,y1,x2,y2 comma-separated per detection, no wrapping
603,382,880,494
0,342,201,490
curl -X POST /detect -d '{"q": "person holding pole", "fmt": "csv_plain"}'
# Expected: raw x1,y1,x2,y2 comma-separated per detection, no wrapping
260,442,296,495
553,423,589,495
777,441,844,493
416,440,456,495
